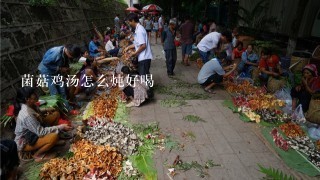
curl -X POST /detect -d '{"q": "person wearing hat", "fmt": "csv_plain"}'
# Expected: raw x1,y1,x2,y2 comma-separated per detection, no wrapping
162,19,177,76
291,64,320,112
197,30,232,64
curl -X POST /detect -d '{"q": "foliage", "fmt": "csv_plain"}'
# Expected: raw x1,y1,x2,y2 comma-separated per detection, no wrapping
160,99,188,108
69,63,83,76
39,95,69,115
113,102,130,125
24,162,44,180
165,135,181,152
0,115,13,127
64,151,74,159
130,155,157,180
183,131,196,141
251,40,282,55
183,115,206,123
237,0,279,32
29,0,56,6
258,164,295,180
175,160,220,178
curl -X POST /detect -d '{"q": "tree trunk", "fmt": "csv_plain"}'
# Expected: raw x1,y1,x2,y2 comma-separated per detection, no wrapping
286,0,309,56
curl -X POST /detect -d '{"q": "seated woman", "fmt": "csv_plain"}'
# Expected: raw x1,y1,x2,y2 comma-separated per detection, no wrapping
258,49,283,82
232,41,245,62
237,44,259,77
120,66,149,107
291,64,320,112
74,59,99,96
14,87,72,162
105,36,120,57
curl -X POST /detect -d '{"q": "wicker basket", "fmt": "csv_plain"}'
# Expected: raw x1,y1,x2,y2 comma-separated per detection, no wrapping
289,51,311,73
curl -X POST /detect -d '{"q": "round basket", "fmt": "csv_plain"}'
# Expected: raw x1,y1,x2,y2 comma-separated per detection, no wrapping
290,51,311,73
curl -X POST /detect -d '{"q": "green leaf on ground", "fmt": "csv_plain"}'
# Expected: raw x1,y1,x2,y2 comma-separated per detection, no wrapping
165,136,181,152
130,155,157,180
175,160,220,178
258,164,295,180
160,99,187,108
183,115,206,123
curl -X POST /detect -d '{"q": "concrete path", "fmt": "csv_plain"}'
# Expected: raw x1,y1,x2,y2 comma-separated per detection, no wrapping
128,36,315,180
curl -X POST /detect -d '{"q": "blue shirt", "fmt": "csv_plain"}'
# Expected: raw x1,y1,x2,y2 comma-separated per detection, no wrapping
89,41,100,57
162,27,176,50
197,58,225,84
241,50,259,63
38,46,65,75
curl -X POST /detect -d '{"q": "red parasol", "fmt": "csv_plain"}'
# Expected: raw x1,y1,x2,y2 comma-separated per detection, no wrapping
142,4,163,12
126,7,139,12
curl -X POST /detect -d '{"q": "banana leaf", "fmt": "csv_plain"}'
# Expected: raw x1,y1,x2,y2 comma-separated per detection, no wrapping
39,95,69,115
130,155,157,180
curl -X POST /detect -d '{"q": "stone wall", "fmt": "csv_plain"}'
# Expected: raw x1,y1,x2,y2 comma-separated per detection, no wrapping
0,0,127,103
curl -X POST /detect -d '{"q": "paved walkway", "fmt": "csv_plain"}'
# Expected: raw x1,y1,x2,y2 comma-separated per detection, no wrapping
128,37,315,180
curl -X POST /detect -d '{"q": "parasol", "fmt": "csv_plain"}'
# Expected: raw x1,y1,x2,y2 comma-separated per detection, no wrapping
142,4,162,12
126,7,139,12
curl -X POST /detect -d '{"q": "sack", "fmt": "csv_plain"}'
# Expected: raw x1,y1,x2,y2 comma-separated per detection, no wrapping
24,130,39,146
291,104,306,124
267,77,286,93
306,98,320,125
275,88,292,114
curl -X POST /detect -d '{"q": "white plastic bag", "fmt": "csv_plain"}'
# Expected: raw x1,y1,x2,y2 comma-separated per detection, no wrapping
291,104,306,124
275,88,292,114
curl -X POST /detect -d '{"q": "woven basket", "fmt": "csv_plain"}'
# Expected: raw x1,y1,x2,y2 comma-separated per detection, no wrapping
290,52,311,73
306,98,320,125
267,77,286,93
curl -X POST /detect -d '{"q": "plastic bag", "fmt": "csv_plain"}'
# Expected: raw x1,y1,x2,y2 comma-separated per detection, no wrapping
308,127,320,140
291,104,306,124
275,88,292,114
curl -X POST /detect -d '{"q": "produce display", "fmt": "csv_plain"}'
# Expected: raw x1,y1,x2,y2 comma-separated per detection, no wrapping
225,79,265,95
256,109,290,123
40,140,123,179
287,136,320,167
279,122,305,138
238,107,261,123
84,120,142,156
270,128,289,151
92,88,121,120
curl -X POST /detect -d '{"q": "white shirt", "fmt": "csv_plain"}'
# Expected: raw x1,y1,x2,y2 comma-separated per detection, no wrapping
158,17,163,29
133,23,153,61
197,32,221,52
105,40,115,51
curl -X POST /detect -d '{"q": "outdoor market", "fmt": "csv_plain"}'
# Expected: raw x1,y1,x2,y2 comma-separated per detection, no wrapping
1,0,320,179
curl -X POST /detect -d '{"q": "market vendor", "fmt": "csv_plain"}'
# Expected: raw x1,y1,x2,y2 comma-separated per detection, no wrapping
105,36,120,57
119,66,149,107
197,52,237,94
232,41,245,61
291,64,320,112
237,44,259,77
14,87,72,162
258,49,283,83
38,44,81,101
89,35,105,58
124,13,153,76
197,31,232,64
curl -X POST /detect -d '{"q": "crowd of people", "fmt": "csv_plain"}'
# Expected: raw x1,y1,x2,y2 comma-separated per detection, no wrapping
1,10,320,179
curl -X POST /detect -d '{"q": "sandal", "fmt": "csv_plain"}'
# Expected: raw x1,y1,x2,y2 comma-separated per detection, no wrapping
204,89,216,94
34,152,57,163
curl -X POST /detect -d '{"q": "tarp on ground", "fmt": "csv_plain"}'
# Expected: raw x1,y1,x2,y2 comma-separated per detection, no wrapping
261,127,320,177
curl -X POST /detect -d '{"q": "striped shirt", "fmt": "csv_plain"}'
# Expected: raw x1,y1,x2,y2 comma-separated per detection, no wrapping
14,104,59,151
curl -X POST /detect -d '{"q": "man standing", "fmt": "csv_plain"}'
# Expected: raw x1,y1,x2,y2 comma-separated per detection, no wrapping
114,14,120,34
179,15,194,66
38,44,81,99
197,31,232,64
162,19,177,76
125,13,153,76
